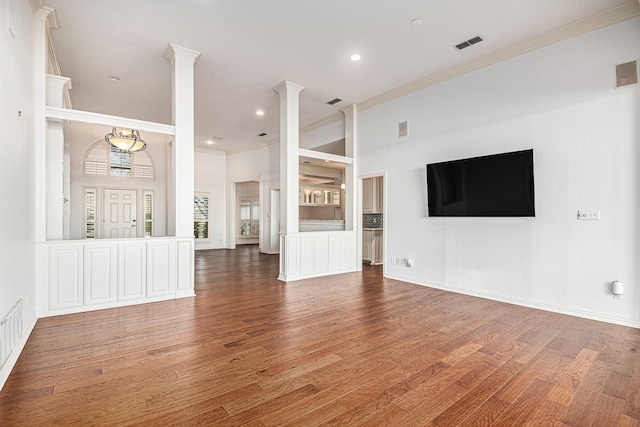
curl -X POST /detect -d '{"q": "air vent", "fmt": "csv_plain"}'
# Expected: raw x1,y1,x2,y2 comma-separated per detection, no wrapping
327,98,342,105
258,132,267,137
616,60,638,88
454,35,484,50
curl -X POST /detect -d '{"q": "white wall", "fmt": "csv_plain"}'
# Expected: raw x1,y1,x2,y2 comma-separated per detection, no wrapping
300,118,345,150
194,149,226,249
0,0,36,325
358,18,640,327
227,144,279,252
69,122,168,239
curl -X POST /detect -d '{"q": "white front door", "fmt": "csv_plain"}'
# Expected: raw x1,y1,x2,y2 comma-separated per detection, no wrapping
103,189,137,238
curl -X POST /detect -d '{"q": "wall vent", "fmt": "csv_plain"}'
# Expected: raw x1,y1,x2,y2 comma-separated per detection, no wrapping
1,299,23,371
615,60,638,88
327,98,342,105
454,35,484,50
398,121,408,138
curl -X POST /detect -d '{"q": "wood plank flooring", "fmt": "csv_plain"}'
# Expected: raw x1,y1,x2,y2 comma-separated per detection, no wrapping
2,244,640,426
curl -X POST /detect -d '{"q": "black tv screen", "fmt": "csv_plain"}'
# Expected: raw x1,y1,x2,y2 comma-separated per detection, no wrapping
427,149,535,217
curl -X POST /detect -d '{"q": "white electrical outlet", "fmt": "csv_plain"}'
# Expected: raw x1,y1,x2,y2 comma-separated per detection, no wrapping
406,259,413,268
577,210,600,220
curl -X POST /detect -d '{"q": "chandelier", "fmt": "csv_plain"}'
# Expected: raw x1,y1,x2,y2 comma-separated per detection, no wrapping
104,128,147,152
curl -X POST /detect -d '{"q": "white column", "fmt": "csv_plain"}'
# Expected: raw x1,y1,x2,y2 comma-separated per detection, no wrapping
274,81,304,234
164,43,200,296
341,104,358,233
164,44,201,237
34,7,56,242
46,75,71,240
274,81,304,281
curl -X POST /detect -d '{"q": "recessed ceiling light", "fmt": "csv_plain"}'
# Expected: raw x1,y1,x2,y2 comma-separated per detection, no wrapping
256,110,264,116
350,54,361,62
411,18,423,27
109,76,120,81
205,140,215,145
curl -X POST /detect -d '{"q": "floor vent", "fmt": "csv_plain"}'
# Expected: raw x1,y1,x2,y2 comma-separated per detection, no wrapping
455,35,484,50
0,299,23,370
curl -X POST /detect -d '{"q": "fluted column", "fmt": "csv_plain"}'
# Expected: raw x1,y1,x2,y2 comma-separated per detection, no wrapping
45,74,71,240
34,7,56,242
274,81,304,281
164,44,201,237
274,80,304,234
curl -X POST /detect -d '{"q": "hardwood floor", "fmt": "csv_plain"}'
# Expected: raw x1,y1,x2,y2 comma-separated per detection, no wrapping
2,245,640,426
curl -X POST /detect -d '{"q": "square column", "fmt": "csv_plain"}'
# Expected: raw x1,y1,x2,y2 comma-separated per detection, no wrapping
164,44,201,237
164,43,201,294
274,81,304,234
274,81,304,281
46,74,71,240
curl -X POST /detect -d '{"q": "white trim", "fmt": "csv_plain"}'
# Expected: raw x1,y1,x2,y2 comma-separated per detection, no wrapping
298,148,353,165
45,106,175,135
385,273,640,329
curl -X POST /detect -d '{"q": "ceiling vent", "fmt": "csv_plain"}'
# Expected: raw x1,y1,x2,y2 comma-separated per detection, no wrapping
327,98,342,105
454,35,484,50
258,132,267,137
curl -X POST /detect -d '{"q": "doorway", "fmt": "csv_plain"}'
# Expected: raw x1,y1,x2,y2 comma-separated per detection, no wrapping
361,175,384,273
229,181,260,247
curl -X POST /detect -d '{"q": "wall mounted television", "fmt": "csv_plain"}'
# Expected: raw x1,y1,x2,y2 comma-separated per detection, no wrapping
426,149,535,217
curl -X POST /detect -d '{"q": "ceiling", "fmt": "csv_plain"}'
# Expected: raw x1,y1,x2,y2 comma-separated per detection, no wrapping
44,0,633,154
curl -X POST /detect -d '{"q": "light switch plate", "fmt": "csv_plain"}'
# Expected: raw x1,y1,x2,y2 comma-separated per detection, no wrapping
577,210,600,220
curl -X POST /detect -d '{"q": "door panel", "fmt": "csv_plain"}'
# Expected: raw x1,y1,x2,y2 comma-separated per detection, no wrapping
104,189,137,238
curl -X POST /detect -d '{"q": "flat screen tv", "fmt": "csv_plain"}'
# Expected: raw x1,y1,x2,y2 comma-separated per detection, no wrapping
427,149,535,217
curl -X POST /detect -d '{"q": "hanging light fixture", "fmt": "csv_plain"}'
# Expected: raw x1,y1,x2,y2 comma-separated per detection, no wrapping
104,127,147,152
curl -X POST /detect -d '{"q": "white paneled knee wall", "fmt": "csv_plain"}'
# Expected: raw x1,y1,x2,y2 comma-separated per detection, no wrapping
36,237,194,316
279,231,356,281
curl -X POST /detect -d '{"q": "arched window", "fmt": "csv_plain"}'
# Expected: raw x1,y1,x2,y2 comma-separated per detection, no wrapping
84,141,155,181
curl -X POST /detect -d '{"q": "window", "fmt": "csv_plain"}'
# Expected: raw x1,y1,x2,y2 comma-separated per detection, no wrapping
194,193,209,239
240,198,259,237
84,141,155,181
144,191,153,237
84,188,97,239
110,145,131,177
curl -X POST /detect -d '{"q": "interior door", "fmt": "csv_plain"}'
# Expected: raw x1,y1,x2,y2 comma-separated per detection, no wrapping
103,189,137,238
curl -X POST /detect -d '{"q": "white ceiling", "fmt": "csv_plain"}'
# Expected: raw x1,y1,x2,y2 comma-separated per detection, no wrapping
45,0,633,154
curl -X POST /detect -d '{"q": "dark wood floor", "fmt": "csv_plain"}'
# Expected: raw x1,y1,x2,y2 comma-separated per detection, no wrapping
1,245,639,426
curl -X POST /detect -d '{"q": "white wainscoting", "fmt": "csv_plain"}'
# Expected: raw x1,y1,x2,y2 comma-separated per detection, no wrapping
36,237,194,317
279,231,356,281
84,242,117,306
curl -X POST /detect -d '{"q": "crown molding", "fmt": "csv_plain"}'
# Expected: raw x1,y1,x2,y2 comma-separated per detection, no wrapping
297,1,640,135
300,111,344,135
357,1,640,112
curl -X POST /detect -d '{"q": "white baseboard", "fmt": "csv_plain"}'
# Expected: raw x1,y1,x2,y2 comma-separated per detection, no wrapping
0,316,37,391
385,272,640,329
